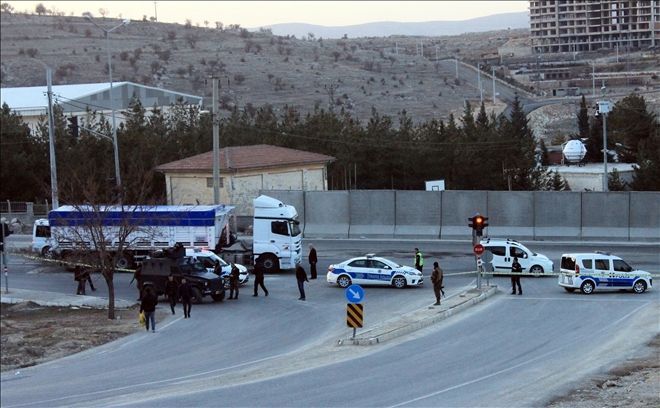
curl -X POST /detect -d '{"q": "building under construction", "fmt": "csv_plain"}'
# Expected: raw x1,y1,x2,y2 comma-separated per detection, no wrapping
530,0,660,53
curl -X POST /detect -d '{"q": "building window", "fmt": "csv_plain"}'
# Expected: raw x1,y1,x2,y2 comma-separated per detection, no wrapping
206,177,224,188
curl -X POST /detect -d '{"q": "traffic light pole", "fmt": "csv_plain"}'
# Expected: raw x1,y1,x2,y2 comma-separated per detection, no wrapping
472,230,481,289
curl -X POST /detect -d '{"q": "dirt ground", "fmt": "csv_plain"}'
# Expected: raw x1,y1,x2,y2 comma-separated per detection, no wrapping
1,302,658,407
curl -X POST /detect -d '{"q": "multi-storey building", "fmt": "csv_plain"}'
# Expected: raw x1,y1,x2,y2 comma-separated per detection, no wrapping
530,0,660,53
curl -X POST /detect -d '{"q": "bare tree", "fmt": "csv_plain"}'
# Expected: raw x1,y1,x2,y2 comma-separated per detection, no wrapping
98,8,108,18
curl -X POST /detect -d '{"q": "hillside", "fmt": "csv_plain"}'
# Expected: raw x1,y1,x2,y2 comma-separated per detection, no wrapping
0,12,527,123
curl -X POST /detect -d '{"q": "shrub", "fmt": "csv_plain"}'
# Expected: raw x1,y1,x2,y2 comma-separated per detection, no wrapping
119,51,129,61
233,73,246,84
84,28,92,38
167,31,176,40
26,48,38,57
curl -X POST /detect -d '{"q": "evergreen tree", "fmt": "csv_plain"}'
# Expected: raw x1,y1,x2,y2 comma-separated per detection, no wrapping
577,94,590,140
608,169,627,191
608,94,657,163
499,96,539,190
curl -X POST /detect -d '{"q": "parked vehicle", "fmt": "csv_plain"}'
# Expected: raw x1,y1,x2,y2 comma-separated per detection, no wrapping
33,204,235,269
139,256,225,303
327,254,423,289
559,252,652,294
480,238,553,274
185,248,249,285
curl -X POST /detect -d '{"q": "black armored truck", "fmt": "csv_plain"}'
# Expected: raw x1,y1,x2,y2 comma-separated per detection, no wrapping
139,255,226,303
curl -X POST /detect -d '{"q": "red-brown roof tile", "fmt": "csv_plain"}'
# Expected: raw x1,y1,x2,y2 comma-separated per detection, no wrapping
156,144,335,173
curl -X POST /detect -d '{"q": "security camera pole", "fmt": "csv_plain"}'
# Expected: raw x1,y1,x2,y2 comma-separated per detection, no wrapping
598,101,612,192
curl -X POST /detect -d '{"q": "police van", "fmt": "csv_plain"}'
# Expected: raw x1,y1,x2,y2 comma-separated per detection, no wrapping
480,238,553,274
559,252,652,294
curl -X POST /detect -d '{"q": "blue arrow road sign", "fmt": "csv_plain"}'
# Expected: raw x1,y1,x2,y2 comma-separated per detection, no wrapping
345,284,364,303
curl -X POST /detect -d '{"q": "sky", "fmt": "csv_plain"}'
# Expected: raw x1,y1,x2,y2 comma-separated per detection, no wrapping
11,1,528,27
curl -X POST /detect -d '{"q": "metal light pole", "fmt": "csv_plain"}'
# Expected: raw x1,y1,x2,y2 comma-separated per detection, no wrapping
84,13,130,192
477,64,483,104
598,101,612,192
212,78,220,204
492,66,496,104
46,68,58,209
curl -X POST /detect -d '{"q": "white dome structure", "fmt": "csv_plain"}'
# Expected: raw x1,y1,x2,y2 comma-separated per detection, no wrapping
562,140,587,164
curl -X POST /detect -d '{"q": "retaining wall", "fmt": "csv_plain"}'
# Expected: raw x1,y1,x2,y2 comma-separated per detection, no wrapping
394,191,442,238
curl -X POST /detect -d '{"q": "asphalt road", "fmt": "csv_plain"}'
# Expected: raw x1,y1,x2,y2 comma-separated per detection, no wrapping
1,238,658,407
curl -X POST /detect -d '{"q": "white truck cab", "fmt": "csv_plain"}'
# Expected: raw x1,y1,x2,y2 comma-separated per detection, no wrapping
252,195,302,273
32,218,53,256
480,238,553,274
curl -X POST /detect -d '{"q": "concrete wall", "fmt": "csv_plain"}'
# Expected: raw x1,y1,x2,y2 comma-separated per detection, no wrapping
487,191,534,239
440,191,488,239
394,191,442,238
581,192,630,240
304,191,350,238
629,192,660,241
349,190,395,238
533,191,582,240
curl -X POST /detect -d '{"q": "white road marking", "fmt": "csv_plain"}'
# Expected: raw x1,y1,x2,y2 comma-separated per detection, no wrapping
503,296,654,303
387,302,652,408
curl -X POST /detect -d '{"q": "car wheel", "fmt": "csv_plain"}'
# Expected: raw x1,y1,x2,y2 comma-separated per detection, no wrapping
580,280,595,295
392,276,407,289
632,280,647,294
563,287,576,293
191,287,203,304
211,291,225,302
530,265,544,275
337,275,351,288
261,255,280,273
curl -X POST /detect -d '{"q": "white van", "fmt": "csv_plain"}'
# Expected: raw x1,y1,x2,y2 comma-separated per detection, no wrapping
559,252,652,294
480,238,553,274
32,219,53,256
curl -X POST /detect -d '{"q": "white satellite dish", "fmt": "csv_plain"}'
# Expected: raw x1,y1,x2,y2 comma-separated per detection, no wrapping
562,140,587,164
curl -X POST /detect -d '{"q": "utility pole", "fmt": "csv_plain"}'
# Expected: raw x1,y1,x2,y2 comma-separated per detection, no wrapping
395,42,398,56
477,64,483,104
46,68,58,209
154,1,158,21
435,45,438,61
598,101,612,192
492,66,496,104
455,58,458,80
212,77,220,204
592,63,596,97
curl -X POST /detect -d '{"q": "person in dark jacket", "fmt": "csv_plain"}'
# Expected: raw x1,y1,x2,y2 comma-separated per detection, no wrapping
253,257,269,297
296,265,309,301
308,245,318,279
74,265,86,295
85,268,96,292
164,274,178,315
228,262,240,299
511,257,523,295
131,264,143,301
178,278,193,318
430,261,444,306
140,286,158,332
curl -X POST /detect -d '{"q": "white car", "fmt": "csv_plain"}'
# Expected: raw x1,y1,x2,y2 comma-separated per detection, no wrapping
186,248,249,285
481,238,554,274
559,252,652,294
327,254,423,289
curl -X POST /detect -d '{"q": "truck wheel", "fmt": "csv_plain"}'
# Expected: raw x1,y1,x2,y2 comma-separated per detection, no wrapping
41,246,52,258
261,255,280,273
191,287,203,304
211,290,225,302
115,254,134,270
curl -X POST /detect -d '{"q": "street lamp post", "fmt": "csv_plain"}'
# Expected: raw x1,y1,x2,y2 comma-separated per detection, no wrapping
83,13,130,193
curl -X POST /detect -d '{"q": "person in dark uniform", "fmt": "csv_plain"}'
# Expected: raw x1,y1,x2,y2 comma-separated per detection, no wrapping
430,261,444,305
85,268,96,292
228,262,240,299
164,273,178,315
131,264,143,301
296,265,308,301
140,286,158,332
511,257,523,295
178,278,193,318
253,257,269,297
308,244,318,279
74,265,86,295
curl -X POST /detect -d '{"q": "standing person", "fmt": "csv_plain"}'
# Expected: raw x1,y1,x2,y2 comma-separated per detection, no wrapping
131,263,143,301
164,273,178,315
308,244,318,279
296,265,309,301
414,248,424,273
178,277,193,318
74,265,86,295
228,262,240,299
253,257,269,297
430,261,444,306
85,268,96,292
140,286,158,332
511,256,523,295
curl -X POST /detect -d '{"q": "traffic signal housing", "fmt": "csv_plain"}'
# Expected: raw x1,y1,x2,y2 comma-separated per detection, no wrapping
67,116,79,138
468,213,489,236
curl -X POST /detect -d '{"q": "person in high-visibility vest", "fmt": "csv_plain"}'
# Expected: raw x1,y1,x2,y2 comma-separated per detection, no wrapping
414,248,424,273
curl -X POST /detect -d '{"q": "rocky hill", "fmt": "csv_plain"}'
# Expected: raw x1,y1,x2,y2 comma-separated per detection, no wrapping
0,12,528,123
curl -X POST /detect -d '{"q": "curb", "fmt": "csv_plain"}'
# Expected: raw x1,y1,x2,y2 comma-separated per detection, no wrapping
338,285,498,346
1,290,138,310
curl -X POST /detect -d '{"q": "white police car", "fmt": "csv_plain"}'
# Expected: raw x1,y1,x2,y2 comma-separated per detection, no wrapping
559,252,652,294
327,254,423,289
185,248,249,285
